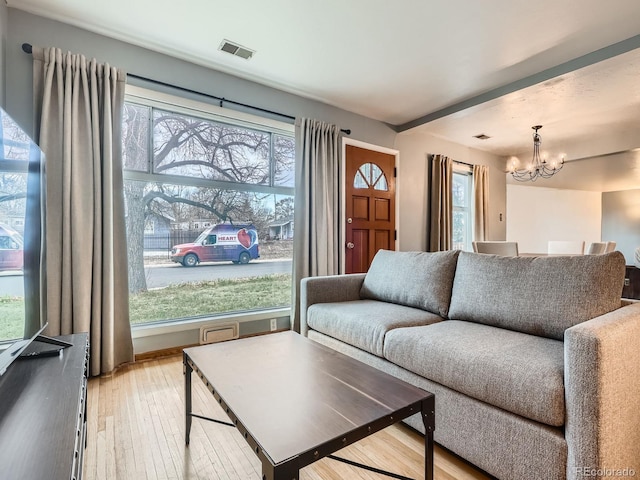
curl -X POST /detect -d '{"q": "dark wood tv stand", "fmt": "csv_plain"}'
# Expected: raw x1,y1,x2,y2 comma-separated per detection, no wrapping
623,265,640,300
0,333,89,480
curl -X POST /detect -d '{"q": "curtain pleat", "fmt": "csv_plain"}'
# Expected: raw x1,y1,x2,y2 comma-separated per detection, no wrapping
291,118,342,333
473,164,489,241
428,154,453,251
33,46,133,375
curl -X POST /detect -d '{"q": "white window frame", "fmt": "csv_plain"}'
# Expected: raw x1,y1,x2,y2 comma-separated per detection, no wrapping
123,86,295,343
452,165,474,251
124,86,295,194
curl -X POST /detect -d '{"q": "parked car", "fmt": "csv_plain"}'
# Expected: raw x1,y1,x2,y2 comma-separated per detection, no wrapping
170,223,260,267
0,224,24,271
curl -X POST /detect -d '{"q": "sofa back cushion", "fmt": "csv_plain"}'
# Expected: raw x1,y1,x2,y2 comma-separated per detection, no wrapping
448,251,626,340
360,249,460,317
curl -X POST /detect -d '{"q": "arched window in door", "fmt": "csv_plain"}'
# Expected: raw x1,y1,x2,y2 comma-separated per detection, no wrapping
353,162,388,191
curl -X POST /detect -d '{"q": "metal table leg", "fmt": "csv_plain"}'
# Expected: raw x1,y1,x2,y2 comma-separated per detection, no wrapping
422,396,435,480
184,352,193,445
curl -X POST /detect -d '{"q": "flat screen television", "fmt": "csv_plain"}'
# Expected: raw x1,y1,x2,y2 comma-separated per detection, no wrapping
0,323,47,376
0,320,73,375
0,107,68,377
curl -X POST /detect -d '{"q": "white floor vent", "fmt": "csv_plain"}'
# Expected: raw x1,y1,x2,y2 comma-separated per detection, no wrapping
200,322,239,345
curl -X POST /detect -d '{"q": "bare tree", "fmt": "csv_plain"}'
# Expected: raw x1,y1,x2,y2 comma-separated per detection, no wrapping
275,197,294,220
122,105,293,294
0,112,30,231
122,104,149,293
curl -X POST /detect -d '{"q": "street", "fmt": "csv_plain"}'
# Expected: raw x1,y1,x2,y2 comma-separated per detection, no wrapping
0,260,292,296
145,259,292,289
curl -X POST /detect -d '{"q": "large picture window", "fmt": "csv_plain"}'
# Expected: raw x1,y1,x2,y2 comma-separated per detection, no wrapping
0,110,30,341
452,170,473,251
122,89,295,326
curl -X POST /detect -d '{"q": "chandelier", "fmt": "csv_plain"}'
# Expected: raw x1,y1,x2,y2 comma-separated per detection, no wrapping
509,125,564,182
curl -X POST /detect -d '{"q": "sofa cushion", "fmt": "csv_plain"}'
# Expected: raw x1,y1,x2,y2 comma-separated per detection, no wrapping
448,251,626,340
383,320,565,427
306,300,442,357
360,249,460,317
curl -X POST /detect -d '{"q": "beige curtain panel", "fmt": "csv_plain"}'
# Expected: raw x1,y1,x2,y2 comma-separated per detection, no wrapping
33,46,133,376
428,154,453,252
473,164,489,241
291,118,343,333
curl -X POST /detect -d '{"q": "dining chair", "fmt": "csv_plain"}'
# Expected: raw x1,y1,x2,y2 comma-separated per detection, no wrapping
548,240,585,255
586,242,607,255
472,241,519,256
604,241,617,253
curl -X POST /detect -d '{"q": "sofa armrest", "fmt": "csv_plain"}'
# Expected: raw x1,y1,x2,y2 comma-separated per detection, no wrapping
299,273,366,336
564,302,640,478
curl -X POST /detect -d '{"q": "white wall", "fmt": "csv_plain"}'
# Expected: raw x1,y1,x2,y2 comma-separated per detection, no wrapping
506,184,602,254
394,130,507,251
5,9,397,146
602,189,640,264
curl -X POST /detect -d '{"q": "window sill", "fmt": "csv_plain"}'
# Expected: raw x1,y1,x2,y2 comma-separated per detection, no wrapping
131,307,291,354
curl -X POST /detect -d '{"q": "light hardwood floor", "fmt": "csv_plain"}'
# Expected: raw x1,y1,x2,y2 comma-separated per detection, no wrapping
83,354,492,480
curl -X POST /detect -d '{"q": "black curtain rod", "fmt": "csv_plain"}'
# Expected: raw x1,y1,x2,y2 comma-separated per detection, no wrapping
21,43,351,135
453,159,475,168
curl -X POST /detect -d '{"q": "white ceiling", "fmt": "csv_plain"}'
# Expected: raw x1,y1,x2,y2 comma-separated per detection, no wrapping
409,47,640,191
6,0,640,190
412,48,640,157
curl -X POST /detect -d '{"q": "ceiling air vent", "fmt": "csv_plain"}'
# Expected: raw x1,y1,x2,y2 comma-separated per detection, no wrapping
473,134,491,140
219,39,255,60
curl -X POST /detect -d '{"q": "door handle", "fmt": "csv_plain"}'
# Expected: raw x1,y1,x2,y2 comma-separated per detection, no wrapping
346,242,355,249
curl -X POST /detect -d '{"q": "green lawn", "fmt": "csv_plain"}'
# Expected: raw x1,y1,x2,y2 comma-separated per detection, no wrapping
0,296,27,341
1,274,291,341
129,273,291,324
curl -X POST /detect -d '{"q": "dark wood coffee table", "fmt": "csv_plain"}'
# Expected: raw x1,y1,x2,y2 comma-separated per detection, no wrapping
184,331,434,480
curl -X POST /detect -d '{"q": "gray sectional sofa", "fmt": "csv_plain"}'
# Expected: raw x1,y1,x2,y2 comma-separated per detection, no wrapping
300,249,640,480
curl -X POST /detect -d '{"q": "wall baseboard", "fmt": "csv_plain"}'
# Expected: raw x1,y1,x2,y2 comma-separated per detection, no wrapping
133,328,291,362
132,311,291,355
134,346,195,362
